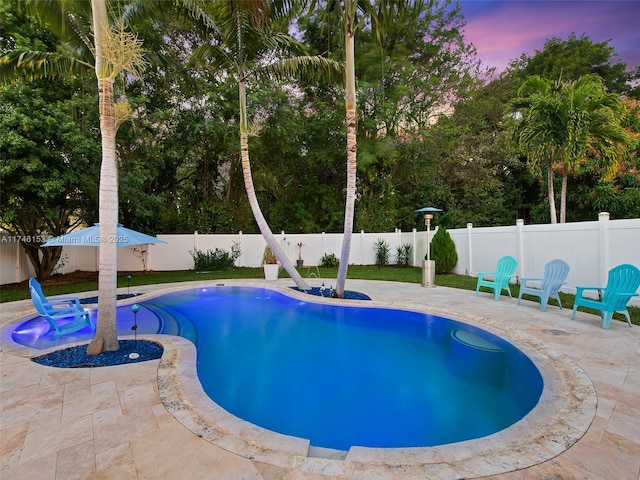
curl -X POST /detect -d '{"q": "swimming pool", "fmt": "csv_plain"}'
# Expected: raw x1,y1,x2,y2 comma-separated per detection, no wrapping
12,285,543,451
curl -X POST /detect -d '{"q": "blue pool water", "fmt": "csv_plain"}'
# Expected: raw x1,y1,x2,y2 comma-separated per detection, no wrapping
13,286,543,450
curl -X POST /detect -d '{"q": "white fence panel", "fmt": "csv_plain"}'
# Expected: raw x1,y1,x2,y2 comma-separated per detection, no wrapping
321,233,345,263
467,226,518,276
0,235,35,284
301,233,325,266
447,227,469,275
608,219,640,272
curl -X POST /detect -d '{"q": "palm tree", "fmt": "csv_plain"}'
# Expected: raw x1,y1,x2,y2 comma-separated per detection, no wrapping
2,0,145,353
90,0,146,353
511,76,561,223
312,0,376,298
177,0,341,291
511,74,628,223
555,75,628,222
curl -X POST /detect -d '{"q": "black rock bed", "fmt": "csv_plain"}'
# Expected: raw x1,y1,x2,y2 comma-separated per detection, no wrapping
32,340,163,368
79,293,141,304
291,286,371,300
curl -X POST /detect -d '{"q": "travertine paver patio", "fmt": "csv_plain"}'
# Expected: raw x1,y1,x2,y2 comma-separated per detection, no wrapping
1,279,639,479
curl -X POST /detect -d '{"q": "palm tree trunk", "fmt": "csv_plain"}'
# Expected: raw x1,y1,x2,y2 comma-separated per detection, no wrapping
560,172,568,223
238,78,310,291
336,19,357,298
90,0,119,353
547,160,557,224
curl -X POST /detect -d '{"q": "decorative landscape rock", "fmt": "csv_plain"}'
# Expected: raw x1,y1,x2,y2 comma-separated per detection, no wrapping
32,339,163,368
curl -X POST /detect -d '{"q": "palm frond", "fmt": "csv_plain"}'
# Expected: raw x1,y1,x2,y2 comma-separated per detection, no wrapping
253,55,344,85
23,0,94,55
189,43,236,74
0,50,93,84
127,0,222,38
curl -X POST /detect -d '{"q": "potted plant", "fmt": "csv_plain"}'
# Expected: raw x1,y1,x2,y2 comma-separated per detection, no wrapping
262,245,279,280
296,242,304,268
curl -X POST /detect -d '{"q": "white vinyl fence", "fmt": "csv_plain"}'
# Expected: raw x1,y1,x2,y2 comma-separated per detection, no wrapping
2,213,639,303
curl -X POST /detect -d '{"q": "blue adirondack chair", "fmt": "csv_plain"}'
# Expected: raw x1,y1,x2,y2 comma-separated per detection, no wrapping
518,259,570,311
29,278,94,338
571,264,640,329
475,255,518,301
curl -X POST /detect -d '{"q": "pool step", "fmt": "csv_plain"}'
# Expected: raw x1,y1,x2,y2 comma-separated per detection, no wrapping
307,446,348,460
142,302,198,344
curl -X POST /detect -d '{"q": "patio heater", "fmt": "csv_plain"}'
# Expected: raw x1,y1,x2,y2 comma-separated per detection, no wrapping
415,207,442,288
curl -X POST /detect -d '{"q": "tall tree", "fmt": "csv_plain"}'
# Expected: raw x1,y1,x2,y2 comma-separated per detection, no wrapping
0,81,100,279
90,0,146,353
519,33,633,96
311,0,377,298
336,0,359,298
511,74,629,223
0,3,100,279
174,0,341,291
1,0,146,353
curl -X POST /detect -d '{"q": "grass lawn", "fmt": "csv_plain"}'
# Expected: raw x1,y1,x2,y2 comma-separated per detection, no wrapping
2,266,637,326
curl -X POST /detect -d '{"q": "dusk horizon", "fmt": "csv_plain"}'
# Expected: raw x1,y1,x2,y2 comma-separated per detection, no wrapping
459,0,640,74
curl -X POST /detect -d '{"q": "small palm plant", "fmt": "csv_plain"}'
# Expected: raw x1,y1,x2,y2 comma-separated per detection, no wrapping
374,239,390,269
396,243,414,267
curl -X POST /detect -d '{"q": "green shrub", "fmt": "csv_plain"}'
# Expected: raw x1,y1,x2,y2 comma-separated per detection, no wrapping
428,226,458,274
395,242,413,267
191,242,241,271
374,238,390,268
319,252,339,268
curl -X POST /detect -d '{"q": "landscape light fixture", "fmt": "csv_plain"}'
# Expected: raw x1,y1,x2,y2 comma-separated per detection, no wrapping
129,303,140,359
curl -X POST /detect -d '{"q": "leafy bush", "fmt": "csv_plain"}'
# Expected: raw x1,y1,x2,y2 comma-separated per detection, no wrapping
319,252,339,268
192,242,241,271
374,238,390,268
396,242,413,267
428,226,458,274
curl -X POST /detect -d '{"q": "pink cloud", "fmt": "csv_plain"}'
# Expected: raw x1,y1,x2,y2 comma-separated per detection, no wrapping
460,1,640,72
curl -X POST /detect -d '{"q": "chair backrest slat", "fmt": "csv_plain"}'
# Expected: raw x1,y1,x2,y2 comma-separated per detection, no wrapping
602,264,640,309
29,277,46,298
496,256,517,283
540,259,570,294
29,285,48,316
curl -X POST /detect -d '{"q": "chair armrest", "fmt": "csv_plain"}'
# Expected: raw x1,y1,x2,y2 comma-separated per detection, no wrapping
47,296,82,307
42,302,79,314
51,295,81,302
477,271,496,280
611,291,639,298
575,286,601,294
520,277,542,286
44,300,77,308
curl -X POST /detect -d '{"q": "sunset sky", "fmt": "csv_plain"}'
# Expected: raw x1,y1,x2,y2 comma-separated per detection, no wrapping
458,0,640,73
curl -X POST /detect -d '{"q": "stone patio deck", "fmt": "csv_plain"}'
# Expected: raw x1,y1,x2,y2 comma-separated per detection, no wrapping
1,279,638,479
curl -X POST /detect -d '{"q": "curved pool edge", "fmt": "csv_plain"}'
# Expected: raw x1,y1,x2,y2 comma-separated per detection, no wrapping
152,283,597,479
0,279,598,479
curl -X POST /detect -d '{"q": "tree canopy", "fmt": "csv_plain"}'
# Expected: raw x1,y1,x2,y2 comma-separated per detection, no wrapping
2,0,638,270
